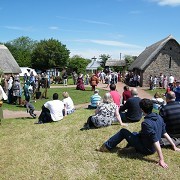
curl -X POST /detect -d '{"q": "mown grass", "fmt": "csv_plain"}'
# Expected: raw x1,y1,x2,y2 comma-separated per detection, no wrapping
1,86,180,179
3,86,108,111
0,108,180,179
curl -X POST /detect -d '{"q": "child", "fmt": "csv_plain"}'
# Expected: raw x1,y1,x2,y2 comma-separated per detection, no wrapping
25,96,36,118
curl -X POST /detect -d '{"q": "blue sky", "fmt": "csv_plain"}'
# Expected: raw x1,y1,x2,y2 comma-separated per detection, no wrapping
1,0,180,60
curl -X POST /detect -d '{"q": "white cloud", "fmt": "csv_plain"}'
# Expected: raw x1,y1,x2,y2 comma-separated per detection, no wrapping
56,16,111,26
150,0,180,6
73,39,143,49
49,26,59,30
2,26,34,31
70,48,142,60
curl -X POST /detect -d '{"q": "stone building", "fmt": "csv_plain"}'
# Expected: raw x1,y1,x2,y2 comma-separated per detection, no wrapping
128,35,180,87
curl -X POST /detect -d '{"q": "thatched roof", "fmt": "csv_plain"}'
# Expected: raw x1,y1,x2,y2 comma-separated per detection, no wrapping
105,59,126,67
0,45,21,74
128,35,178,71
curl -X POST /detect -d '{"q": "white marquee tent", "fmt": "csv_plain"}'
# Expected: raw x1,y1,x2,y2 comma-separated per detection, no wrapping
19,67,37,77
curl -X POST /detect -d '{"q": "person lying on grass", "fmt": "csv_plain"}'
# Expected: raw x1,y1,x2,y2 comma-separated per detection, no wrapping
97,98,180,168
80,92,127,130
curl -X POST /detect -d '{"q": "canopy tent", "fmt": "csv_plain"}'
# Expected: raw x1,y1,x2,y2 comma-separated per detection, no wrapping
19,67,37,77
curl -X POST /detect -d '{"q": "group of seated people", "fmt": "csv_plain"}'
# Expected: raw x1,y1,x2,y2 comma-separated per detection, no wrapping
36,83,180,168
82,84,180,168
38,91,75,124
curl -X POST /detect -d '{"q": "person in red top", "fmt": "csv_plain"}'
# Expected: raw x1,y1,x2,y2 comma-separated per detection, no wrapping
109,84,121,109
122,85,132,104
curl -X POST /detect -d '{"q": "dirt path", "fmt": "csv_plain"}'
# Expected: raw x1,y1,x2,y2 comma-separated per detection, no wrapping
3,82,152,119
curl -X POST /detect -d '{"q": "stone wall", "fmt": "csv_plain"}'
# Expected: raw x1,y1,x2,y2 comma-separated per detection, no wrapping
142,40,180,87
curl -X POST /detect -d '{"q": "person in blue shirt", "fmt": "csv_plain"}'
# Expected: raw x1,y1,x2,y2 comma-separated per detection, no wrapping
173,80,180,102
88,89,101,109
97,98,180,168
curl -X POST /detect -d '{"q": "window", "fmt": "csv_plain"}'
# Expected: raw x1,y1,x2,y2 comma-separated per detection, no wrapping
169,57,172,68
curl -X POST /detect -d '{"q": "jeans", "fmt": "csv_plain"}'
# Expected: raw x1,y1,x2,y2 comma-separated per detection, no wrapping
105,128,152,155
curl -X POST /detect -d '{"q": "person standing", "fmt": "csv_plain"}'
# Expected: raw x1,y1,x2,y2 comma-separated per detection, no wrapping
89,73,99,91
173,80,180,102
0,85,8,123
168,74,174,90
62,70,68,86
76,74,85,91
159,73,163,88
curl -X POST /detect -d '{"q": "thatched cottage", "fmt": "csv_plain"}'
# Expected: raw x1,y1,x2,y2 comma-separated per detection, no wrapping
0,44,21,75
128,35,180,87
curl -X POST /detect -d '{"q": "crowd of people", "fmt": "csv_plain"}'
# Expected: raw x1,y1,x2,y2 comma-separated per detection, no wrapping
0,69,180,169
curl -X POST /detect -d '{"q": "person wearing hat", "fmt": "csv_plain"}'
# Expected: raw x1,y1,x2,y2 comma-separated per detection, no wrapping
88,89,101,109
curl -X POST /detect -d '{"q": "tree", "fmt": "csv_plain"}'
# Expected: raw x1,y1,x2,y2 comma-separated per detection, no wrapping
124,55,137,70
99,54,111,68
31,38,70,70
68,55,90,74
5,36,36,67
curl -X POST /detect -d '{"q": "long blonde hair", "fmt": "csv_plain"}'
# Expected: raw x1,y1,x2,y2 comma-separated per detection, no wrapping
103,92,113,103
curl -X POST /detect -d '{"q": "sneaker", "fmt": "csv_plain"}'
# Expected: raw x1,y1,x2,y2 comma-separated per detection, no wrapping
96,144,110,152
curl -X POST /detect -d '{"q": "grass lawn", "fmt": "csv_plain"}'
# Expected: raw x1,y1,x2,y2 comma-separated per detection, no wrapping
0,86,180,179
2,87,108,111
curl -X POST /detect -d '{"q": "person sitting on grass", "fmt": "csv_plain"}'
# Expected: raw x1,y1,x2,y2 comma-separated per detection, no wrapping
88,89,101,109
97,98,180,168
151,92,165,110
80,92,127,130
62,91,75,116
38,93,65,124
109,84,121,109
119,88,142,123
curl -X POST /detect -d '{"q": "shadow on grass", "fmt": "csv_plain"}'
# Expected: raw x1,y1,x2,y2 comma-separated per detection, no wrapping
117,149,157,164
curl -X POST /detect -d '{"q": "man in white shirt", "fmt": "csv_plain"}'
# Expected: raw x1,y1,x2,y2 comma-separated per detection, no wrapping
38,93,64,123
168,74,174,90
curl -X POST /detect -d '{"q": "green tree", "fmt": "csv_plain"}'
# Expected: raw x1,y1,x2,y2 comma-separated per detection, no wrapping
31,38,70,70
124,55,137,70
68,55,90,74
5,36,36,67
99,54,111,68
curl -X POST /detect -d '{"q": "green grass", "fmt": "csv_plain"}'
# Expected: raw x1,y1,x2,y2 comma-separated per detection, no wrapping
145,88,166,97
3,87,108,111
0,109,180,179
1,86,180,179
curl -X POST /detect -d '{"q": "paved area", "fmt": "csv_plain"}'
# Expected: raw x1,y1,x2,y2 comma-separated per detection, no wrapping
3,82,152,119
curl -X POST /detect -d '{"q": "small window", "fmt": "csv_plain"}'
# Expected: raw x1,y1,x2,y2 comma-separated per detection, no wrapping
169,57,172,68
170,47,172,50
